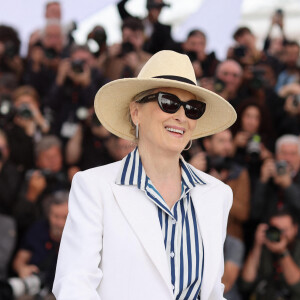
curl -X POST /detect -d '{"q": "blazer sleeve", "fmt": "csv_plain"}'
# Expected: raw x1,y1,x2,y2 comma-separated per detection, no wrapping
52,172,104,300
217,184,233,300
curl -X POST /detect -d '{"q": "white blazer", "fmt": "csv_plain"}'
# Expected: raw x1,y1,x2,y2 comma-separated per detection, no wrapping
53,160,232,300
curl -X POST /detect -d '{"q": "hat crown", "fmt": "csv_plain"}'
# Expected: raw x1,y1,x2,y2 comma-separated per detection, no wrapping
137,50,197,85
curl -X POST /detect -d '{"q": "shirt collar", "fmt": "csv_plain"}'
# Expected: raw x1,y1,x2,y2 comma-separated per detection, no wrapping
115,147,206,189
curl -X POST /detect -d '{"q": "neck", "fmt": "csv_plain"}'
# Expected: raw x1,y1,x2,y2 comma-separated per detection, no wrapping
138,142,181,184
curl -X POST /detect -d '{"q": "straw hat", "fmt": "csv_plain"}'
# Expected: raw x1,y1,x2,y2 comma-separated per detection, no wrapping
94,50,236,141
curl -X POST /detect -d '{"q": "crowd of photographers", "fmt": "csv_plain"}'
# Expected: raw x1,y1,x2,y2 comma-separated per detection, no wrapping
0,0,299,299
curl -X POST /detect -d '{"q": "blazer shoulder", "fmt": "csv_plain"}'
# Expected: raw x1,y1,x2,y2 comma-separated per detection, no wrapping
74,161,122,185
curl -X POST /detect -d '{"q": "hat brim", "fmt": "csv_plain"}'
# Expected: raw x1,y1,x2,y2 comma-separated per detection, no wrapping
94,77,237,141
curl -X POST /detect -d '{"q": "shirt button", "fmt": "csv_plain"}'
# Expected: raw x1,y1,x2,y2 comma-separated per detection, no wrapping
172,219,176,225
172,285,175,290
170,252,175,258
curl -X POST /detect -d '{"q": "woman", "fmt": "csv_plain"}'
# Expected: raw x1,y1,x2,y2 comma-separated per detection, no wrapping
231,98,274,187
53,50,236,300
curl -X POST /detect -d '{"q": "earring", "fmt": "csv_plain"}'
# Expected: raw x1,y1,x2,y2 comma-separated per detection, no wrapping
183,140,192,151
135,123,139,139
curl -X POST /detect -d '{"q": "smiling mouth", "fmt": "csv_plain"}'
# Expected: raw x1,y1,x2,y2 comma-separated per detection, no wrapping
165,127,184,135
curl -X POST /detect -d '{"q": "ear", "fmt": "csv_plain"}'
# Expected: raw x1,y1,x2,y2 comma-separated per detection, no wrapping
129,101,139,125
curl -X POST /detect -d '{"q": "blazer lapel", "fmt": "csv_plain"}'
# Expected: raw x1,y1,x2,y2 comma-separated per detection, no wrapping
191,184,224,300
110,183,173,297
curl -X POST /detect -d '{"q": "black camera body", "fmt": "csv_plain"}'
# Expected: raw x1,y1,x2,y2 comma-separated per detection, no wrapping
43,47,58,60
276,160,288,176
292,94,300,108
266,225,281,242
233,45,247,58
119,42,135,57
15,104,33,119
206,156,233,173
71,59,85,74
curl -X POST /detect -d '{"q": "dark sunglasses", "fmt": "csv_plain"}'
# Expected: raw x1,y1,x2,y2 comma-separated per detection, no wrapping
137,92,206,120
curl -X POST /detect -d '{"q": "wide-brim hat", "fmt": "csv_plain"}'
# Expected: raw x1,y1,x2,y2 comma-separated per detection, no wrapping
94,50,236,141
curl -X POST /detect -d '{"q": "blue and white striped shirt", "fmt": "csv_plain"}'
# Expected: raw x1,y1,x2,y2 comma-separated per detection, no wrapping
116,147,205,300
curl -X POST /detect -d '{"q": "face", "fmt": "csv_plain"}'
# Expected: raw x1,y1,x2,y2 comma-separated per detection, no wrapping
148,0,163,22
130,87,198,156
122,28,145,51
106,137,135,161
71,49,95,67
284,45,300,67
276,143,300,173
216,61,242,93
45,2,61,20
42,24,64,53
184,34,206,61
36,145,63,172
49,202,68,241
241,106,261,134
14,94,39,110
205,130,233,157
269,215,298,244
235,32,256,49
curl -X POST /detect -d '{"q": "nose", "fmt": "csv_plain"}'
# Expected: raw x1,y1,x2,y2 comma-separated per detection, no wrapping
173,106,187,122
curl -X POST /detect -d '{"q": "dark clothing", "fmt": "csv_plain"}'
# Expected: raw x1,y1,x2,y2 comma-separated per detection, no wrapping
78,125,114,170
0,160,22,216
45,68,108,138
14,169,70,238
5,124,35,172
201,51,220,77
23,60,57,105
117,0,174,54
240,239,300,300
252,172,300,223
20,219,60,290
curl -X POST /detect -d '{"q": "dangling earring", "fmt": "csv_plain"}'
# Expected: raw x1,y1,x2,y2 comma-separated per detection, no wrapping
183,140,192,151
135,123,139,139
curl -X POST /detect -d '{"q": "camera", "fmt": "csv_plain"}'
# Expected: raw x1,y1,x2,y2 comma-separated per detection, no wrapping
250,67,266,90
246,134,261,156
119,42,135,57
276,160,288,176
233,45,246,58
4,41,18,59
214,77,226,93
15,104,33,119
292,94,300,108
71,59,85,74
266,226,281,242
206,156,233,173
0,273,49,300
93,27,107,46
43,47,58,60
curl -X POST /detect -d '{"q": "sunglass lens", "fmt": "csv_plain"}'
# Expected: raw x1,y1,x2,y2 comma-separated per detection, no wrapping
158,93,180,113
185,100,206,119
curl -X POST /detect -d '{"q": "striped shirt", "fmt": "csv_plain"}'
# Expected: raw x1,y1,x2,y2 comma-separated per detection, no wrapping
116,147,205,299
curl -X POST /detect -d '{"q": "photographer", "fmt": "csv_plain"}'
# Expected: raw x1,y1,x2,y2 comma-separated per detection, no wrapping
12,191,68,299
65,108,113,170
5,85,50,172
0,25,24,83
104,17,151,80
276,83,300,136
252,135,300,223
213,59,245,109
46,45,108,139
275,41,300,93
189,129,250,242
117,0,174,54
14,135,70,238
23,20,67,101
182,29,220,77
240,209,300,300
0,130,21,216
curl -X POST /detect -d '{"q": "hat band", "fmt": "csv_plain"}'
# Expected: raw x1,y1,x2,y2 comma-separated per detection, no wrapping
153,75,196,86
